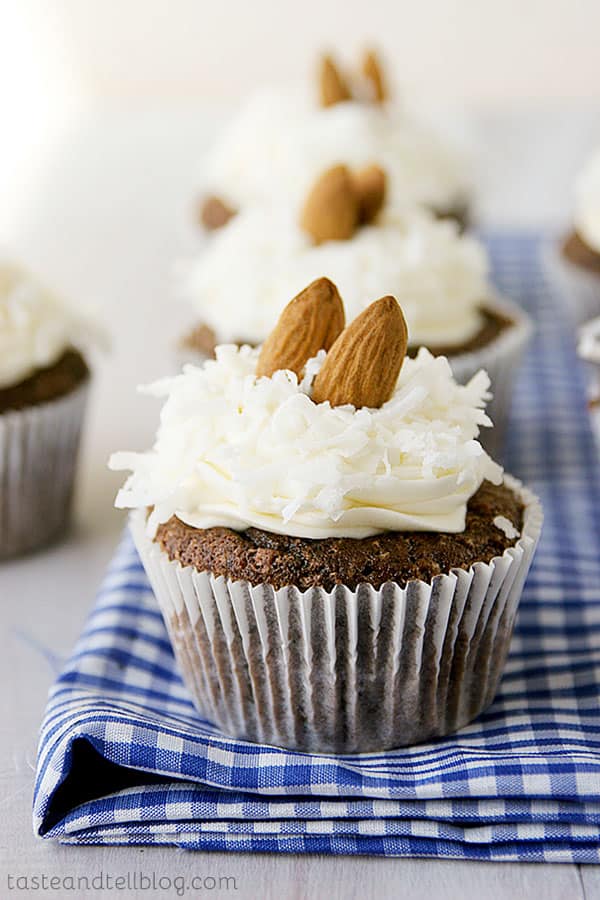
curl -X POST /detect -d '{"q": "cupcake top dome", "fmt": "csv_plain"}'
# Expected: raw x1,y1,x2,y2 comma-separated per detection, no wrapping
574,148,600,253
112,280,501,540
0,259,99,390
199,51,471,225
184,165,490,349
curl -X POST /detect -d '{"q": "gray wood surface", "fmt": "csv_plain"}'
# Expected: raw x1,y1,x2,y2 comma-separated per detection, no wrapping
2,105,599,898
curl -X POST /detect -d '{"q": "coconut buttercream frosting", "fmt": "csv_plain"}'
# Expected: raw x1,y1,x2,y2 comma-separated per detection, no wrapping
0,260,97,390
110,340,501,541
184,206,490,348
202,87,470,219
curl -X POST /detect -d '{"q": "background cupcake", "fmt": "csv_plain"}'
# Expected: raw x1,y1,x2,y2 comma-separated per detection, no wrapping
183,166,531,453
198,50,472,233
0,260,98,558
578,316,600,447
112,284,542,753
549,148,600,325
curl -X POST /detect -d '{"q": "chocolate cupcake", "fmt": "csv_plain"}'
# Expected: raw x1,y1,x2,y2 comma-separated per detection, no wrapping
113,280,542,753
549,148,600,324
196,50,472,236
182,168,531,454
0,260,97,558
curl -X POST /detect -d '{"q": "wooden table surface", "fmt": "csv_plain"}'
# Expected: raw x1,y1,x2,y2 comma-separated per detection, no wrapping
1,104,599,898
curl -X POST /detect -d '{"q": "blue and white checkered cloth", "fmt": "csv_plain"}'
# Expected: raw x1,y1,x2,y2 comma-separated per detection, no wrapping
33,234,600,861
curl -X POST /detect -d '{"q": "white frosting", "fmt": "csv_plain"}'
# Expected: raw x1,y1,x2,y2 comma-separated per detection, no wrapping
203,88,471,216
110,345,502,540
574,149,600,253
578,316,600,364
0,261,97,389
493,515,520,540
184,207,489,347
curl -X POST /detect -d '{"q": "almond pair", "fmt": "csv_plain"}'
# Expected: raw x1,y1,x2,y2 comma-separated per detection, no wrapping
300,164,387,244
320,50,387,107
256,276,408,409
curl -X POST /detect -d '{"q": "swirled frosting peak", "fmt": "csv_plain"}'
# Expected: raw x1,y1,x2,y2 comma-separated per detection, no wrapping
110,344,502,540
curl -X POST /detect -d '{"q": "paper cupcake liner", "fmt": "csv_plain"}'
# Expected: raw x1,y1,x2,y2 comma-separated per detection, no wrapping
130,475,542,754
448,296,532,458
542,239,600,327
0,380,89,560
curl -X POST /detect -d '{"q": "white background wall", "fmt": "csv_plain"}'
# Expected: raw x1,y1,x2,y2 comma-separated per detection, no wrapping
3,0,600,110
2,0,600,238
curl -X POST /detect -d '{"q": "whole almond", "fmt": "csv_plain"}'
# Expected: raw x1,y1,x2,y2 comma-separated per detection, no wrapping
200,195,236,230
312,296,407,408
256,277,345,379
353,165,387,224
362,50,386,103
300,165,360,244
319,55,352,107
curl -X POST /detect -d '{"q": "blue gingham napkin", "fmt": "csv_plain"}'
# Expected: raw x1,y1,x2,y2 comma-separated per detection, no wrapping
34,234,600,861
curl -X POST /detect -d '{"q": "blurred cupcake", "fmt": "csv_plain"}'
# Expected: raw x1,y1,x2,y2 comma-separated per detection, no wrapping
183,166,531,453
0,260,97,558
551,149,600,324
578,316,600,446
198,50,472,233
112,283,542,753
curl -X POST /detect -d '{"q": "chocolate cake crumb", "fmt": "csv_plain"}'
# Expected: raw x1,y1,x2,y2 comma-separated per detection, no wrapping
199,195,236,230
0,349,89,414
431,201,470,233
180,323,219,358
562,229,600,275
154,480,524,591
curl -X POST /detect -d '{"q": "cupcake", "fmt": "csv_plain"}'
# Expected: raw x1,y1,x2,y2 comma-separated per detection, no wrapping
198,50,472,233
0,260,97,558
551,148,600,324
183,166,531,453
578,316,600,446
112,280,542,753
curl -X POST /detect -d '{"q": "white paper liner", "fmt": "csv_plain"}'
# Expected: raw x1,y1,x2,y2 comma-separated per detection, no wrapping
447,295,532,458
0,380,89,559
542,239,600,327
131,475,542,754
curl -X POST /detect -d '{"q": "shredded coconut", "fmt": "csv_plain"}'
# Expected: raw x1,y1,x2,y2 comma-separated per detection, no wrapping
110,345,502,540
